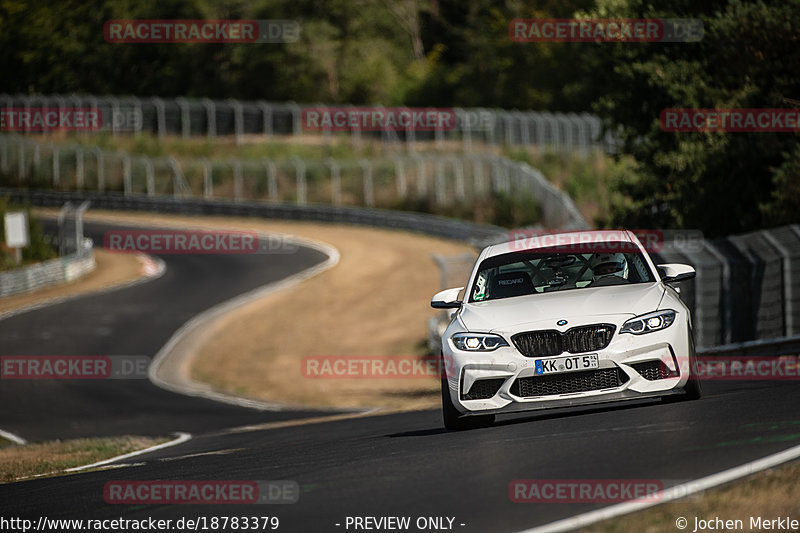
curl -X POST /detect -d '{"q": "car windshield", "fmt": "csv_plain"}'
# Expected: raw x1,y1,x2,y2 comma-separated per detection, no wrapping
469,246,656,302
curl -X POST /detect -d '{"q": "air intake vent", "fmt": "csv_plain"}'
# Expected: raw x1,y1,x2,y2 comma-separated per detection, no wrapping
510,368,628,397
512,324,616,357
630,360,675,381
461,378,506,400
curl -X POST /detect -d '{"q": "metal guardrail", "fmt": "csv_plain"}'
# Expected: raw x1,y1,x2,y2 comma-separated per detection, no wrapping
0,189,510,245
0,134,589,232
0,238,94,297
653,225,800,348
0,93,618,153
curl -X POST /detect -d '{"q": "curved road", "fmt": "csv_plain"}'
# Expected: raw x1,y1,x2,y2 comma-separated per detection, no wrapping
0,221,331,441
1,221,799,532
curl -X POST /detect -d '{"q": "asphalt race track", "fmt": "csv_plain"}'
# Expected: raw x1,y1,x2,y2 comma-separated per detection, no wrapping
0,221,330,441
2,222,800,532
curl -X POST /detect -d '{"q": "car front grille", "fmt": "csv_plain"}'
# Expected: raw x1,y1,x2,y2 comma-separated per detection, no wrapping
511,324,616,357
510,368,629,397
461,378,506,400
630,360,675,381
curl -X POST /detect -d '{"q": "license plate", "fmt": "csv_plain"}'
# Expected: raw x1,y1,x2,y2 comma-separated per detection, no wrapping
534,354,599,375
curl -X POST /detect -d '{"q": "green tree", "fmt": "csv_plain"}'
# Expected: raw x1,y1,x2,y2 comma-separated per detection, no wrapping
582,0,800,235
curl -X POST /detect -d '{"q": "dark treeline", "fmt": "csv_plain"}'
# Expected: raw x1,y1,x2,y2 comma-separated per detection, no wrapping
1,0,798,234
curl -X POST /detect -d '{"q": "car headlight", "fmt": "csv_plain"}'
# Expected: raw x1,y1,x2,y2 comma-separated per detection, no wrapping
451,333,509,351
620,310,676,335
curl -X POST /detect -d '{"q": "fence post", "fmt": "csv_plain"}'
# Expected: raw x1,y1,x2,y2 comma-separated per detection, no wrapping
456,108,471,154
52,144,60,186
176,97,191,139
151,97,166,139
258,101,272,137
17,140,25,180
434,107,445,149
326,158,341,206
32,143,41,176
288,102,301,137
230,158,243,202
141,156,155,196
201,158,213,199
472,156,485,197
227,99,244,146
120,150,131,195
261,158,277,202
92,146,104,191
75,147,84,188
202,98,216,138
403,106,415,155
292,157,306,205
0,134,8,173
435,158,446,205
416,156,427,197
394,157,407,200
452,157,465,201
515,111,529,146
360,159,374,207
168,157,188,198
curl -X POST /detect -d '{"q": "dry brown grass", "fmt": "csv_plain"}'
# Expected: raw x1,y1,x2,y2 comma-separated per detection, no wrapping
582,461,800,533
0,436,168,483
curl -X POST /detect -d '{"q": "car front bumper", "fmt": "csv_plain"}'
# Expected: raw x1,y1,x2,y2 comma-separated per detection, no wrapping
442,320,695,416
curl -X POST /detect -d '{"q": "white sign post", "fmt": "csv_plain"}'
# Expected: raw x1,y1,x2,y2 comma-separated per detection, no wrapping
4,211,29,265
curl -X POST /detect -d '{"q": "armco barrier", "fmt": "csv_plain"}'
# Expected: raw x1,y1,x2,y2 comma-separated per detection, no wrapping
0,240,94,297
0,188,508,245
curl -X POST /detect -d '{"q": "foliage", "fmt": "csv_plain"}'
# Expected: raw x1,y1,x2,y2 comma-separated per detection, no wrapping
0,196,57,270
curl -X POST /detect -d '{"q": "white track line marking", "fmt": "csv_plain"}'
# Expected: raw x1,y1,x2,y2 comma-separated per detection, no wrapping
514,443,800,533
0,429,27,445
65,432,191,472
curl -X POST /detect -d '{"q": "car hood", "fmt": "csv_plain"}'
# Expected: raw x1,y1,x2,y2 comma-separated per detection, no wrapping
459,283,665,332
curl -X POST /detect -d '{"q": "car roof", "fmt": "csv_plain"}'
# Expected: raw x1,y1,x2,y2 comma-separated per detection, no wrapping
483,229,641,258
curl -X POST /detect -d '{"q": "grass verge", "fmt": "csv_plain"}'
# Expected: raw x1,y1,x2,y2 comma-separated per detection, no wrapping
0,436,169,483
584,459,800,532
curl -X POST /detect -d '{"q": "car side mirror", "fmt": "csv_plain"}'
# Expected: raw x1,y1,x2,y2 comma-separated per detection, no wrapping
657,263,696,283
431,287,464,309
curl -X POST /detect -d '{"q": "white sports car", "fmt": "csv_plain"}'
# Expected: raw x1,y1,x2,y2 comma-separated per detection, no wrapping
431,230,701,430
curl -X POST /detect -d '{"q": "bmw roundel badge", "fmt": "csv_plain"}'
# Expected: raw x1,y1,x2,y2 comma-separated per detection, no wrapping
557,320,568,326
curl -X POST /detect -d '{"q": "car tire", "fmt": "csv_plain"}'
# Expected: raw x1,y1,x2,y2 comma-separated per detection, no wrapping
441,368,495,430
681,374,703,400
